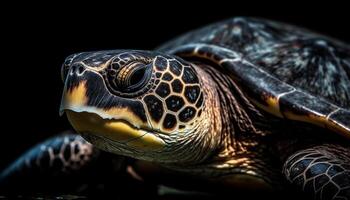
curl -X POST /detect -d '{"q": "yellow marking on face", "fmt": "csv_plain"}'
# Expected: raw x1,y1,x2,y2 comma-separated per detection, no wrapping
66,111,165,150
102,107,147,128
60,81,147,129
62,81,88,108
66,110,145,141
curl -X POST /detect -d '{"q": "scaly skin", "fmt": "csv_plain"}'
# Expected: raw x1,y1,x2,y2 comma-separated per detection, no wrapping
144,63,283,192
1,17,350,199
284,144,350,199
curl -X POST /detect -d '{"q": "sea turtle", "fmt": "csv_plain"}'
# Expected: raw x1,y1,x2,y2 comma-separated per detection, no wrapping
1,17,349,199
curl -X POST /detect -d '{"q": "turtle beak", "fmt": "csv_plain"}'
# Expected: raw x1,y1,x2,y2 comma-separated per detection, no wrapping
59,79,88,117
64,110,164,151
59,64,165,152
59,63,91,116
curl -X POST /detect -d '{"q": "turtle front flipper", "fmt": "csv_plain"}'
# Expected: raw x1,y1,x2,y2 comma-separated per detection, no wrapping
0,133,138,196
283,144,350,199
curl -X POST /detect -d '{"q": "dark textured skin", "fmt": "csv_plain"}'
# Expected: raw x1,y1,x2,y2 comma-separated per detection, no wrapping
0,133,117,194
0,134,95,178
0,134,159,198
283,145,350,199
1,17,349,199
159,17,350,138
159,17,350,108
158,17,350,199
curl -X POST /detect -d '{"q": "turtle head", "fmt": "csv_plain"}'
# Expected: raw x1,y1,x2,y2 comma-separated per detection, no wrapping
60,50,215,163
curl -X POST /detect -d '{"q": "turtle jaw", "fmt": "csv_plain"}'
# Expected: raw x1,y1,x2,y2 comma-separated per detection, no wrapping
64,110,165,152
59,68,166,153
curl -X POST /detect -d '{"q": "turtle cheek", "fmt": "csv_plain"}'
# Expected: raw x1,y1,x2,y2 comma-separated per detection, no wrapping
150,56,202,133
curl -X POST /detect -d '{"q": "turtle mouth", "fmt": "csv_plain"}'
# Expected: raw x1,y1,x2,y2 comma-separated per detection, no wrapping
64,110,165,151
59,76,166,152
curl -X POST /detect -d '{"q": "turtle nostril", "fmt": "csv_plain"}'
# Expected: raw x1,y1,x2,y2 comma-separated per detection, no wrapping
77,66,84,75
69,66,76,75
69,64,85,76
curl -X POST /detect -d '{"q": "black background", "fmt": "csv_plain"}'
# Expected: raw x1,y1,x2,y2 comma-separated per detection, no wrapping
2,3,350,171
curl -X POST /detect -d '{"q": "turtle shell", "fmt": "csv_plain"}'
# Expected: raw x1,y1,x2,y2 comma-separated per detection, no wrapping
157,17,350,138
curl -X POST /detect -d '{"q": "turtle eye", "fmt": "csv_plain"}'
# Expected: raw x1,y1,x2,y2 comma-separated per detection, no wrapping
112,62,152,93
